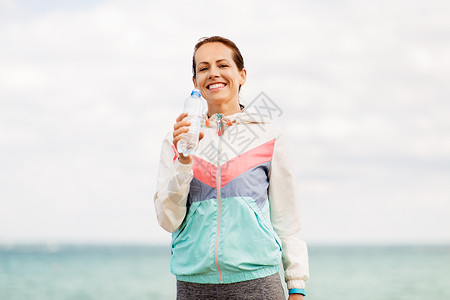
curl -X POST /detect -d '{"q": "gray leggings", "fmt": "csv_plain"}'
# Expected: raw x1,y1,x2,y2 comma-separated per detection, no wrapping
176,273,286,300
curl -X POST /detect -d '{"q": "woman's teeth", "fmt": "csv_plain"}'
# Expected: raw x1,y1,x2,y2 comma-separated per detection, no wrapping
208,83,225,89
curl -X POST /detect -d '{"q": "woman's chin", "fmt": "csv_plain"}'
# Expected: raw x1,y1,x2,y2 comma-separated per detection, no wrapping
204,92,239,106
205,96,229,105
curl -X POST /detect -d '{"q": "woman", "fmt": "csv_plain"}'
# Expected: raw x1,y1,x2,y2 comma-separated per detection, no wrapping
154,36,309,299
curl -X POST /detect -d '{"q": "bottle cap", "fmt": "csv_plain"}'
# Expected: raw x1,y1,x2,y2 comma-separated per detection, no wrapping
191,89,201,97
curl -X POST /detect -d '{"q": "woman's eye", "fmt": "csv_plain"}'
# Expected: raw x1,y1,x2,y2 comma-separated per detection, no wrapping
220,64,228,68
199,67,208,72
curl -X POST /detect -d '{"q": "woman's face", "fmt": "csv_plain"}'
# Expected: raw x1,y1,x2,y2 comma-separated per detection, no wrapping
193,42,246,107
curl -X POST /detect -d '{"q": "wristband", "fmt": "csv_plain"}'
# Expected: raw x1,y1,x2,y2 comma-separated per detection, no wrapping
289,288,306,296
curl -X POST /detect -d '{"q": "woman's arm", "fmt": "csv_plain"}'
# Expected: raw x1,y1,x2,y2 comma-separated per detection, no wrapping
153,132,193,232
268,131,310,290
154,113,204,232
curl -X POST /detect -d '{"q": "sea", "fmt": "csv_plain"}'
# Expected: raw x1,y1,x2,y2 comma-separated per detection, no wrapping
0,244,449,300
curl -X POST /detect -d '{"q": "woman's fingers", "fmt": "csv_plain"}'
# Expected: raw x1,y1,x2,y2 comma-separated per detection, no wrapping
173,120,190,132
173,126,189,139
173,113,190,141
175,112,188,122
172,128,188,151
172,133,184,147
173,113,190,136
173,113,191,152
173,113,204,156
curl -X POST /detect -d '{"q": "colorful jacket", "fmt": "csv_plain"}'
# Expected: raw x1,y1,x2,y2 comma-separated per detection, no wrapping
154,111,309,289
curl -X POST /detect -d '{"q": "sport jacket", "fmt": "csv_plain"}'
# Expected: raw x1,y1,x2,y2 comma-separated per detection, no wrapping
154,111,309,289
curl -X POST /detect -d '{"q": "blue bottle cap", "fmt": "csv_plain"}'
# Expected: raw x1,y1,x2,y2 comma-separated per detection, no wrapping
191,89,201,97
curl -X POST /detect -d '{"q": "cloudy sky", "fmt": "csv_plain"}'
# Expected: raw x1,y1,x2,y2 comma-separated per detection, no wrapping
1,0,449,246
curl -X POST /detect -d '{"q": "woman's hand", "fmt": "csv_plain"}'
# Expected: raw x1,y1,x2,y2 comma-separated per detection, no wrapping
288,294,304,300
173,112,204,164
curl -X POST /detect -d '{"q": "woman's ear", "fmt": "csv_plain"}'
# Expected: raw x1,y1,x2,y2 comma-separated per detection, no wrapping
192,76,198,88
239,68,247,86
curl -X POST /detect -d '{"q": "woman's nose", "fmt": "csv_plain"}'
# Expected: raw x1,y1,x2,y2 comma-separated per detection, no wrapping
208,67,220,78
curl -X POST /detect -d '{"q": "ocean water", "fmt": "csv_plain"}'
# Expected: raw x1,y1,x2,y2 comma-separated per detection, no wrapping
0,244,449,300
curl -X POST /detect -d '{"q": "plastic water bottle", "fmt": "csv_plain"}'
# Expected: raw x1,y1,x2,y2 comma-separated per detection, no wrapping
177,89,204,156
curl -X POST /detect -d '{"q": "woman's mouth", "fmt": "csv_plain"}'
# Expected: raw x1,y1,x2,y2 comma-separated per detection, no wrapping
207,83,227,90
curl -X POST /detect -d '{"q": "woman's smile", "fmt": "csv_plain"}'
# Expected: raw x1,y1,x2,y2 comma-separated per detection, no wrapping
207,82,227,91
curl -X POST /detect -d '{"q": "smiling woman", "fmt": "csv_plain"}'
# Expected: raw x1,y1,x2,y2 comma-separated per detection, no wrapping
154,36,309,300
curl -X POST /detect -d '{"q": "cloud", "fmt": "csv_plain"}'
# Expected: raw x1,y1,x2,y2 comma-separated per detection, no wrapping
0,0,449,244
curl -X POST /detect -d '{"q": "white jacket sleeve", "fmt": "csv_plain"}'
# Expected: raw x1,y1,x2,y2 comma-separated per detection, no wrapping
268,131,310,289
154,132,193,233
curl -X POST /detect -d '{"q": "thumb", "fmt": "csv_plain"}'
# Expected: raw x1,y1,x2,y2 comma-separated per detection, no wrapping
199,131,205,141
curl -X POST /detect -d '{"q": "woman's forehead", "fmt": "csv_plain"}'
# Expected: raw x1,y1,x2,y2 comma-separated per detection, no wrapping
195,43,233,63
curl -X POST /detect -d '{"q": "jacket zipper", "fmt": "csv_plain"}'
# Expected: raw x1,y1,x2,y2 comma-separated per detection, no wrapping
215,114,223,283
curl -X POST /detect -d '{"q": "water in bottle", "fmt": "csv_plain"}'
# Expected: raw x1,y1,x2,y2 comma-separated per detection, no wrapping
177,89,204,156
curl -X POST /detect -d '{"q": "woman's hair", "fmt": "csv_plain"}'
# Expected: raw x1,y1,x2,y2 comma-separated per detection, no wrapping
192,36,246,109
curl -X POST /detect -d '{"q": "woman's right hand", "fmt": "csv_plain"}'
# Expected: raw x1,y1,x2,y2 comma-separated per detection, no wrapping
173,112,204,164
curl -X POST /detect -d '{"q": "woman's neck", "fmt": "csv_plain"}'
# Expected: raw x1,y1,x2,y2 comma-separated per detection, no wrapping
207,102,242,117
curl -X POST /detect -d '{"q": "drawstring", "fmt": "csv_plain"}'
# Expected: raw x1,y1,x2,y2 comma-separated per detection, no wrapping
204,113,237,136
216,114,224,136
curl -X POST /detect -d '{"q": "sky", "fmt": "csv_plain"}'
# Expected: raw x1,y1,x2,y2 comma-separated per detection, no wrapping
0,0,449,246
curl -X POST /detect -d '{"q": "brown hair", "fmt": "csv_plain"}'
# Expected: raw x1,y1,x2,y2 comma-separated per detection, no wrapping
192,36,245,109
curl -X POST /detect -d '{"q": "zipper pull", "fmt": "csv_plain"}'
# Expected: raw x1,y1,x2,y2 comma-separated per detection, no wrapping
216,114,224,136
